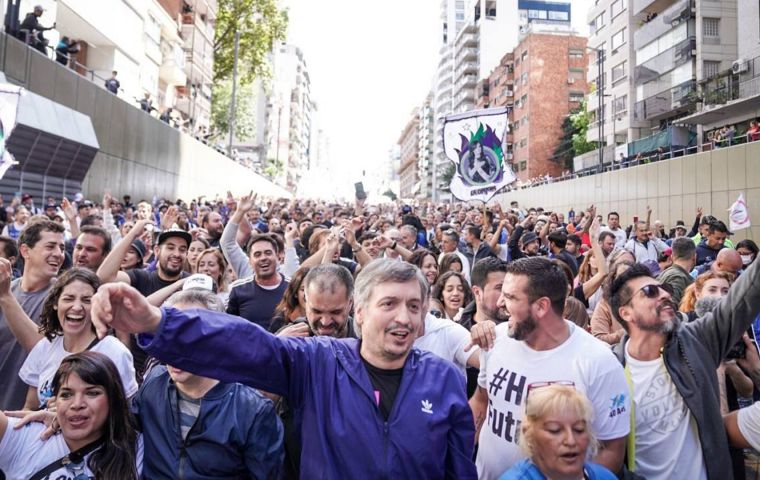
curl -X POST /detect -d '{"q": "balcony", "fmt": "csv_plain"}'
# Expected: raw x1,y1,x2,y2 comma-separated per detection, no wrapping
458,48,478,62
634,0,694,50
462,74,478,87
634,37,695,86
159,43,187,86
634,79,696,121
633,0,679,17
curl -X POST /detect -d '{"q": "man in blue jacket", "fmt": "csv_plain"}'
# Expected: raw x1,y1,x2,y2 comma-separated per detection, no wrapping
133,288,284,479
92,259,477,479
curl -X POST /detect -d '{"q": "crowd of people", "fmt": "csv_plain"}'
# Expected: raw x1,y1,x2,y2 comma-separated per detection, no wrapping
0,189,758,479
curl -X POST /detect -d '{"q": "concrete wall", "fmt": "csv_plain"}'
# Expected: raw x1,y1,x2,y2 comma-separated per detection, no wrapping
0,33,289,200
495,140,760,242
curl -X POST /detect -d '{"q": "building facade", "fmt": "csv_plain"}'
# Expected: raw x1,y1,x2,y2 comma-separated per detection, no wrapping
417,92,435,199
398,110,420,199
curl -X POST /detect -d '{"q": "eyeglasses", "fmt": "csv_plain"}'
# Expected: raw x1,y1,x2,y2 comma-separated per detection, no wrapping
622,283,672,306
526,380,575,404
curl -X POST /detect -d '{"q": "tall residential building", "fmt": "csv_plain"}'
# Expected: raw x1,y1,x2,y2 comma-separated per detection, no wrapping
417,92,435,199
478,26,587,180
398,109,420,199
265,43,315,191
159,0,217,130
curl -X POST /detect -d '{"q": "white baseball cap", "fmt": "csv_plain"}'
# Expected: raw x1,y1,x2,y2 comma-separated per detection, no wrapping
182,274,216,293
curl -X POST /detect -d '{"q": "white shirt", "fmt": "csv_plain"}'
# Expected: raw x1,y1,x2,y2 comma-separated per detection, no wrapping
415,313,478,377
19,335,137,409
601,226,628,249
0,419,143,480
625,343,707,480
738,402,760,451
476,321,630,480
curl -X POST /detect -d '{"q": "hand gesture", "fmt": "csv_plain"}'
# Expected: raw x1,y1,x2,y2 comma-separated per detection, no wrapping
237,191,257,215
0,258,13,298
464,320,496,352
590,215,601,239
697,207,703,217
102,192,112,210
737,334,760,373
91,283,162,338
160,205,179,230
646,205,652,217
61,198,77,221
284,222,298,244
376,234,394,250
132,218,155,238
276,322,311,338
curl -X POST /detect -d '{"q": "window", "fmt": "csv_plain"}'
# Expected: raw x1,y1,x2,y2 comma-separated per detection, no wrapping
590,12,605,35
521,72,528,85
528,9,547,19
520,161,527,171
613,95,627,114
610,0,626,19
520,94,528,107
703,18,720,38
611,27,626,51
703,60,721,79
569,49,584,59
521,51,528,62
569,92,585,102
521,116,529,126
456,0,464,7
548,11,569,21
611,61,627,84
456,12,465,20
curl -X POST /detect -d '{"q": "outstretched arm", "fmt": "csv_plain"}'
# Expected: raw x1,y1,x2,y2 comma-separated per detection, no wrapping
0,259,42,352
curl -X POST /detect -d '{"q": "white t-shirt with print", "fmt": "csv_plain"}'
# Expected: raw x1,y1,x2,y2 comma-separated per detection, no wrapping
0,418,143,480
475,321,630,480
19,335,138,408
625,344,707,480
415,313,478,376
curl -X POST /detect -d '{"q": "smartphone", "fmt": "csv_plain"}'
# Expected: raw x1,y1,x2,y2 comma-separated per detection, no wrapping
727,327,757,359
354,182,367,200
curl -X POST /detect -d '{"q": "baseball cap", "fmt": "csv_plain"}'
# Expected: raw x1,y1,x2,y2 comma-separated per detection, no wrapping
129,239,146,261
21,193,32,201
74,192,84,202
157,227,192,247
44,202,57,210
521,231,539,246
401,205,412,214
675,224,687,232
183,274,217,293
77,200,93,210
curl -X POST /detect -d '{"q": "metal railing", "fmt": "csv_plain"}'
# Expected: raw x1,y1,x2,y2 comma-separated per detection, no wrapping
633,0,694,50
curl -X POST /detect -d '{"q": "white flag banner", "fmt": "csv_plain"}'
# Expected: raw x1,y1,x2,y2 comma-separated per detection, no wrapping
728,193,751,232
443,107,515,203
0,84,23,180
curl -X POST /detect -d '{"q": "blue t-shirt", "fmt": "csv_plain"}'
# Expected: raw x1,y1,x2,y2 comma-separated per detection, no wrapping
499,459,617,480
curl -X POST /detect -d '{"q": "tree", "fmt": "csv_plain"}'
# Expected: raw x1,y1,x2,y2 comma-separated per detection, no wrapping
551,100,597,170
210,79,258,142
438,163,456,193
214,0,289,85
263,157,284,180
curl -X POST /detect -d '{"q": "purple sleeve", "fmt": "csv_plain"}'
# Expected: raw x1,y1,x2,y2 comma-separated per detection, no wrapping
137,307,311,400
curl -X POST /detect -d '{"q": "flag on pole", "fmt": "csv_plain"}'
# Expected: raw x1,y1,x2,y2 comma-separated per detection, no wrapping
443,107,515,203
0,84,23,180
728,193,751,232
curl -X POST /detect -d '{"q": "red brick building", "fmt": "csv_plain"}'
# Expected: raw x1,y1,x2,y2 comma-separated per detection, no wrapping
479,30,588,181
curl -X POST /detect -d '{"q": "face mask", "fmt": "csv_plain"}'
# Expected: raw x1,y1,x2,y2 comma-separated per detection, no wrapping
741,254,753,266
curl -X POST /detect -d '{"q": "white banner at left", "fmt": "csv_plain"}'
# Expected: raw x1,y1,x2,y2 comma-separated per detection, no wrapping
0,84,23,180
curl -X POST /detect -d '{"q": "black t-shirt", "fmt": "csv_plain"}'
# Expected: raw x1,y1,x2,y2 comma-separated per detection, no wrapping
227,277,289,330
361,358,403,420
126,268,189,297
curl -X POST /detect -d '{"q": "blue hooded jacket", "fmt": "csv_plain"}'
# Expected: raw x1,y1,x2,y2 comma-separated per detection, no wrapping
132,365,284,479
138,307,477,479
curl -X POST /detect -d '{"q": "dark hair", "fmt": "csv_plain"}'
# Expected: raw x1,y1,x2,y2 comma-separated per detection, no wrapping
564,297,589,329
566,234,582,246
79,226,112,254
39,268,100,340
471,257,507,289
736,239,759,255
598,231,615,244
442,228,460,243
51,352,138,480
358,231,378,244
246,233,279,254
670,237,696,260
608,212,619,219
439,253,464,276
505,257,568,315
547,231,568,249
607,263,654,327
409,249,437,270
708,220,728,234
18,219,64,249
0,235,18,260
465,225,482,239
274,267,310,322
80,214,104,228
433,271,473,310
304,263,354,299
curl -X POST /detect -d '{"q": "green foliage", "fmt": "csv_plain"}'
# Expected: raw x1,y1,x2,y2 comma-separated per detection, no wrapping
264,157,284,180
382,189,398,202
210,80,257,142
214,0,289,85
551,100,597,170
439,163,456,193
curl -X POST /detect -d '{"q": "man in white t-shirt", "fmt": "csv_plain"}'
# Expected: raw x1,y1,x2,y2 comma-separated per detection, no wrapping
600,211,627,249
608,260,760,480
470,257,629,479
415,312,479,377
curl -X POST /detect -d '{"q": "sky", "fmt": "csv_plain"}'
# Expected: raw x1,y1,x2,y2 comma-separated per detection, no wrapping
284,0,594,198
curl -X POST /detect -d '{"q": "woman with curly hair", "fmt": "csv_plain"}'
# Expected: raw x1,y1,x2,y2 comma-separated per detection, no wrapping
432,271,473,320
0,351,141,479
0,265,136,410
679,270,735,320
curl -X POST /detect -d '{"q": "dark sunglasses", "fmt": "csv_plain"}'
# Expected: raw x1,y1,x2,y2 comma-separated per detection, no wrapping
623,283,672,306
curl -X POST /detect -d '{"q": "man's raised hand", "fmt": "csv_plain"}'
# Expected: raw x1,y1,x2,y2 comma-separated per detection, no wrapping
91,283,163,338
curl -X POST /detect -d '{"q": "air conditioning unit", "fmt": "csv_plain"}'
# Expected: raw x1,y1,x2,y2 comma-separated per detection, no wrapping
733,59,748,74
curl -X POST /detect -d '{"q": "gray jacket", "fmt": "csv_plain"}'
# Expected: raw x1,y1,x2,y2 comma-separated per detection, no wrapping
612,258,760,480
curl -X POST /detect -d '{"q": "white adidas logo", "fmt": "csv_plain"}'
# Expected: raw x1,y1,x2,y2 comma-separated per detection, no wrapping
421,399,433,414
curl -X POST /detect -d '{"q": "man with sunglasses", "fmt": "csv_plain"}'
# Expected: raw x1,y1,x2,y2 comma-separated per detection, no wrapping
471,257,629,479
607,258,760,480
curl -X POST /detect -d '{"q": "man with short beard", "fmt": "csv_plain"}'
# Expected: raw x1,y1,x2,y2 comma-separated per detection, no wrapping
470,257,629,479
607,261,760,480
201,211,224,248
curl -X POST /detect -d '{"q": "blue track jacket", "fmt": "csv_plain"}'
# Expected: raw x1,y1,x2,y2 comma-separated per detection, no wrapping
138,307,477,479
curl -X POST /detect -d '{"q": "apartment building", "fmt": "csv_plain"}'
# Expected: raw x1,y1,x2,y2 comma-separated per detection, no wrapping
398,110,420,199
417,93,435,199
